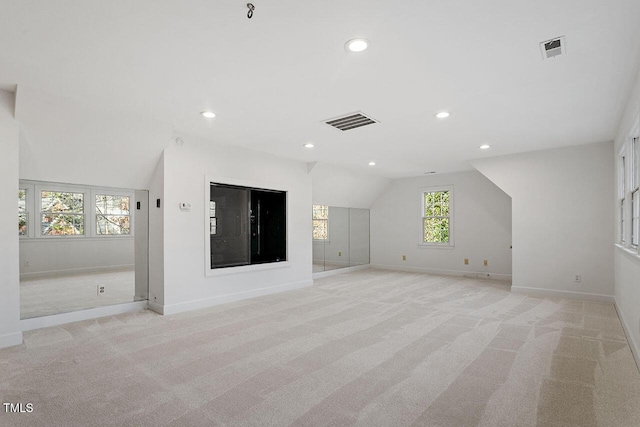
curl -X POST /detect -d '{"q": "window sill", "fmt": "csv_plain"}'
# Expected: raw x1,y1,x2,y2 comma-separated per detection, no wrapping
20,236,135,242
417,243,455,250
615,244,640,262
206,261,291,277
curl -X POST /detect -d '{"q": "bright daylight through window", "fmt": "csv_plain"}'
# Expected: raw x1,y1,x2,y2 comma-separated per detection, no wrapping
96,195,131,235
18,189,27,236
41,191,84,236
312,205,329,240
422,187,452,245
19,181,134,239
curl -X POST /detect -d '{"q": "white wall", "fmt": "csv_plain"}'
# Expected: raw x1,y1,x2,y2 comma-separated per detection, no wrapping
0,90,22,348
370,170,512,279
612,68,640,362
472,142,614,299
159,132,312,314
310,162,390,209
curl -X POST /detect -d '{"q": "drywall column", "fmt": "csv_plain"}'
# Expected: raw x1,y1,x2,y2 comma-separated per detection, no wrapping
0,90,23,348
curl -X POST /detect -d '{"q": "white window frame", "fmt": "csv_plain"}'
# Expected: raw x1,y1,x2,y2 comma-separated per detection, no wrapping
631,136,639,248
312,204,329,242
619,147,626,244
20,180,134,240
18,184,35,239
94,189,133,237
38,183,86,238
419,185,454,248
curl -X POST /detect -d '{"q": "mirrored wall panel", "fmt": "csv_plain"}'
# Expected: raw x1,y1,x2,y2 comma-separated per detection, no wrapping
19,180,148,319
312,205,370,273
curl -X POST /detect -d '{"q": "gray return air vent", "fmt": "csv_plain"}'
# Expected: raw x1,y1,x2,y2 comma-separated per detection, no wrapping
540,36,566,60
323,112,378,131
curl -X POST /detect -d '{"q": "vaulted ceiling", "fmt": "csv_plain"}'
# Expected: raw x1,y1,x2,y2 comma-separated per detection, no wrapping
1,0,639,178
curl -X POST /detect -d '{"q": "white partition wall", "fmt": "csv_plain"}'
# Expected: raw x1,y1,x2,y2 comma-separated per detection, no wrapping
0,90,22,348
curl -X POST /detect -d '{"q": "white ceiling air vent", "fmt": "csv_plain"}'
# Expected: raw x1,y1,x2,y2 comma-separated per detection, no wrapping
323,112,378,131
540,36,566,60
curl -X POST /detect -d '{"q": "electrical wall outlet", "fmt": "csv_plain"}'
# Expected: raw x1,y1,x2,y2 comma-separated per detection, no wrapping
573,274,581,283
97,285,106,296
483,260,488,267
402,255,407,261
464,258,469,265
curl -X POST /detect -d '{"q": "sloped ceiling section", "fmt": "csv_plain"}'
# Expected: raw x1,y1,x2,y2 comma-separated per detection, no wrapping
310,162,391,209
15,86,174,189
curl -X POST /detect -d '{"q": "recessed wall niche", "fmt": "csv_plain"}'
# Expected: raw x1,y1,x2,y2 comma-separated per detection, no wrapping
208,183,286,269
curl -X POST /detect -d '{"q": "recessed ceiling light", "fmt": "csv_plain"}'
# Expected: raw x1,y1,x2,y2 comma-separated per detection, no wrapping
303,143,314,148
368,161,376,166
346,38,369,52
435,111,450,119
479,144,491,150
201,111,216,119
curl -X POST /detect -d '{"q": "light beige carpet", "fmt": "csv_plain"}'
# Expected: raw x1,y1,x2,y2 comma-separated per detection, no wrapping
1,269,639,426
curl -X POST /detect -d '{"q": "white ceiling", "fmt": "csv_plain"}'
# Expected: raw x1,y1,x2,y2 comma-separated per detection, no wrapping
1,0,639,178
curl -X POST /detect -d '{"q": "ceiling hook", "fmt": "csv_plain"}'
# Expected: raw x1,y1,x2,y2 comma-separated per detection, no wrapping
247,3,255,19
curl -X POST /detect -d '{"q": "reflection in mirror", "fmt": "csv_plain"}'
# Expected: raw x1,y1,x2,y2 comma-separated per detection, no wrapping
349,208,370,267
312,205,369,273
18,180,148,319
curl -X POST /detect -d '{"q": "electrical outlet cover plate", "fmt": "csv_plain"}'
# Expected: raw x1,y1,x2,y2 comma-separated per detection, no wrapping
97,285,106,296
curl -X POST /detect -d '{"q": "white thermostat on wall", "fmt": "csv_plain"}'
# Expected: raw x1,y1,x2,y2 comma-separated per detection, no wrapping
179,202,191,211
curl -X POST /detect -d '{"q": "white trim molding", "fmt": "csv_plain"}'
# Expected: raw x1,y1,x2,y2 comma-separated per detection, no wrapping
20,301,148,332
370,264,512,282
313,264,370,279
614,298,640,373
0,331,23,349
511,286,614,303
159,280,313,316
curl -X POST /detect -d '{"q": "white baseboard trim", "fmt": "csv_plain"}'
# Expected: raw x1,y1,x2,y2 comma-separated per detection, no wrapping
370,264,512,282
21,264,135,281
0,331,23,349
160,280,313,316
511,286,614,303
313,264,370,279
148,301,164,315
20,301,148,332
614,298,640,373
